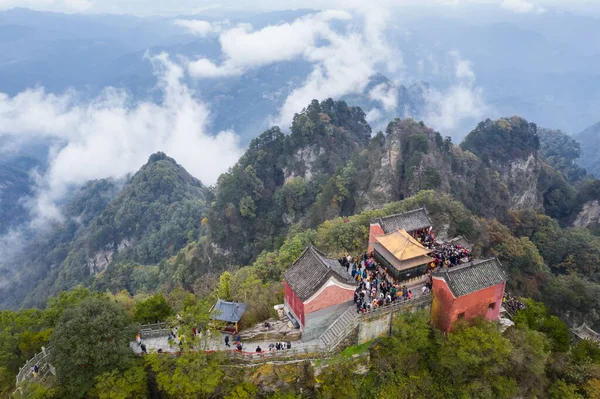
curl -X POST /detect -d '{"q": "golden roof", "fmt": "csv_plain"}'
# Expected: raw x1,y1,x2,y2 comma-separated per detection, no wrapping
374,229,432,261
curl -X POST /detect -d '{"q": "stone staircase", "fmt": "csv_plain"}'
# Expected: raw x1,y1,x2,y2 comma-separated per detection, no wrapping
319,306,358,351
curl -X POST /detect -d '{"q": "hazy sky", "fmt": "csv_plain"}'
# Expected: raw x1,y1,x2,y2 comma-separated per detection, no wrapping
1,0,599,16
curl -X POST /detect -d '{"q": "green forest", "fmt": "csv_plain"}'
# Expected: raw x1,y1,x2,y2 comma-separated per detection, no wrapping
3,99,600,398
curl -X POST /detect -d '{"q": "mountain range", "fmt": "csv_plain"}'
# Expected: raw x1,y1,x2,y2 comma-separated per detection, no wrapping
2,95,600,313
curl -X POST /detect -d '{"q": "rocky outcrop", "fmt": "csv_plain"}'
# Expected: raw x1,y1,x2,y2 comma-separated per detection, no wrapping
573,200,600,228
284,145,326,183
88,239,130,275
495,154,543,210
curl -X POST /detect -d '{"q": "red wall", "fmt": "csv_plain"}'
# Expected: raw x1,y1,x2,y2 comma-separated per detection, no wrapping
284,281,305,326
304,282,355,314
431,277,505,333
368,223,385,252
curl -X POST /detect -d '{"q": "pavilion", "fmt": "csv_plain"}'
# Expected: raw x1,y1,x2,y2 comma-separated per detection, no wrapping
210,299,247,334
371,228,433,281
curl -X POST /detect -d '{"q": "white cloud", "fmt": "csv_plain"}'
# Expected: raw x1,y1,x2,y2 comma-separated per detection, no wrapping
366,108,383,123
501,0,546,13
271,4,402,127
423,51,490,133
174,19,231,37
0,53,244,225
188,10,353,78
174,19,214,37
369,83,398,112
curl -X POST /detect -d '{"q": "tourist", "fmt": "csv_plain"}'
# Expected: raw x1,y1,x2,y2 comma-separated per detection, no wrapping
224,335,230,347
236,343,243,351
32,364,39,376
136,333,141,346
286,341,292,350
256,345,262,353
408,290,412,299
141,343,147,354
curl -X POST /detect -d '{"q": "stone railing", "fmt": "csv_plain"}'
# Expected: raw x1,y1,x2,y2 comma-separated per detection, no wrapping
139,322,171,338
358,292,431,318
13,346,55,397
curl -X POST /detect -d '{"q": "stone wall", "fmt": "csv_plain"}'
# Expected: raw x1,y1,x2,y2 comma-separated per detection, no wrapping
356,295,431,344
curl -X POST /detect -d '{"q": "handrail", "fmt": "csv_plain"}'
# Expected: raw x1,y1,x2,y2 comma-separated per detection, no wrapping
319,306,356,343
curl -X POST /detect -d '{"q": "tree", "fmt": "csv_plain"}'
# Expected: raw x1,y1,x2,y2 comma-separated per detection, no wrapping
88,363,147,399
512,298,570,352
224,382,258,399
547,380,583,399
146,352,224,399
504,327,550,396
50,297,135,397
217,272,233,301
133,294,174,324
318,357,362,399
438,320,518,398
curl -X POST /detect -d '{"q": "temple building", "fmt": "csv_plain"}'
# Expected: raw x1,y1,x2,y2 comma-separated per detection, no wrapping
371,228,433,281
571,323,600,343
369,208,432,252
431,258,507,333
283,246,356,341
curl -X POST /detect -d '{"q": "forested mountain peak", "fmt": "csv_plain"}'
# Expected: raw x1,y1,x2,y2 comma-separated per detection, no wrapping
207,99,372,265
461,116,540,164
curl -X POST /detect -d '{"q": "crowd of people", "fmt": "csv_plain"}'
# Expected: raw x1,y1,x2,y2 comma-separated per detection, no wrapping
338,253,419,313
414,228,473,269
336,228,479,314
503,292,526,314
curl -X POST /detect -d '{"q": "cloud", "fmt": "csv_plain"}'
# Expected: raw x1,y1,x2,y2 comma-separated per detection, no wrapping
0,53,244,226
366,108,383,123
501,0,546,13
174,19,214,37
423,51,490,133
271,4,402,127
0,0,92,12
188,10,353,78
369,82,399,112
174,19,231,37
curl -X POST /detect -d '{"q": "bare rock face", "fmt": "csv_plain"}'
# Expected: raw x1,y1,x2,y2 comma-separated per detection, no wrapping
574,200,600,228
284,145,325,183
497,154,543,210
87,239,130,275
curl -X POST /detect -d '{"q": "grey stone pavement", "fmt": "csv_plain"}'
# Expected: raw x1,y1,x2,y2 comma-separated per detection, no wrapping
130,272,429,356
131,332,322,355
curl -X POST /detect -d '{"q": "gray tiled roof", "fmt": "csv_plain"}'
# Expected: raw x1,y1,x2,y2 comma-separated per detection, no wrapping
283,246,356,301
372,208,432,234
571,323,600,342
211,299,248,323
433,258,507,297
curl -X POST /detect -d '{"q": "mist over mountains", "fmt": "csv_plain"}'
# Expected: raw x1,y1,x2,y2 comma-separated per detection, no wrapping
2,3,600,303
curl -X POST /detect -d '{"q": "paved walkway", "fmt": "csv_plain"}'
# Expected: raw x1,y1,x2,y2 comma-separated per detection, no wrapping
132,264,430,356
131,331,322,355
